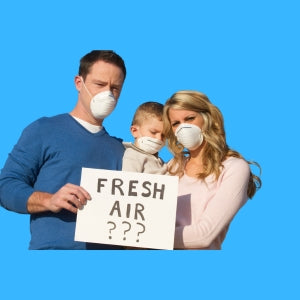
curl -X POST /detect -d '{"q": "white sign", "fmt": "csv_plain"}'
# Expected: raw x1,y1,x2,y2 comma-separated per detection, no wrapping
75,168,179,250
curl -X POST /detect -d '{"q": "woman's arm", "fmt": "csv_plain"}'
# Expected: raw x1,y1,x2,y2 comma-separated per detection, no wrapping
174,158,250,249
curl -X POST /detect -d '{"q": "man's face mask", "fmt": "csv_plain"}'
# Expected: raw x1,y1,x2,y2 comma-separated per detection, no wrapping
81,77,116,120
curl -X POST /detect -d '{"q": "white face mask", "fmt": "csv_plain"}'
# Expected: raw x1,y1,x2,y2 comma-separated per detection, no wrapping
81,77,116,120
136,136,165,154
175,123,204,150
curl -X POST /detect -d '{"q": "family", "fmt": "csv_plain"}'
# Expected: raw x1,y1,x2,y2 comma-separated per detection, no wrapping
0,50,261,250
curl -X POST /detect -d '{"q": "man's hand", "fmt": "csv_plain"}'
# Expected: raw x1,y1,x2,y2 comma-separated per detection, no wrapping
27,183,91,214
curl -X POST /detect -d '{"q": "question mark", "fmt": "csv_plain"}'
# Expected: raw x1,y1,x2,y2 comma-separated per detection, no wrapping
136,222,145,242
122,221,131,240
107,221,116,239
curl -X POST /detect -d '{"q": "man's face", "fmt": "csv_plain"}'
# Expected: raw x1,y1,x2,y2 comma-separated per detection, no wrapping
75,60,125,122
81,60,124,100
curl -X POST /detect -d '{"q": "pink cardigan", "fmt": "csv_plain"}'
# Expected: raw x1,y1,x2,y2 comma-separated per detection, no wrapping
174,157,250,249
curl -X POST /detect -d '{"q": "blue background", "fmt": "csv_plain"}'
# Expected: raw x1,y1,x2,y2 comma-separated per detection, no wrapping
0,0,298,298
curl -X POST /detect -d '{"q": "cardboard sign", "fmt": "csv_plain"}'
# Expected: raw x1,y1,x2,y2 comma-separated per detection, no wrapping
75,168,179,250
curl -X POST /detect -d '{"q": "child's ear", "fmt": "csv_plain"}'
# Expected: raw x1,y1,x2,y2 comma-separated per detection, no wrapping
130,125,139,138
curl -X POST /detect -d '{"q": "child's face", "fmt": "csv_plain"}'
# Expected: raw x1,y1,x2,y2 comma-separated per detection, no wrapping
131,117,165,142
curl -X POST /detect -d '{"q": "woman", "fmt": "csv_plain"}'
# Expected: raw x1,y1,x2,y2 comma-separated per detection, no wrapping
163,90,261,249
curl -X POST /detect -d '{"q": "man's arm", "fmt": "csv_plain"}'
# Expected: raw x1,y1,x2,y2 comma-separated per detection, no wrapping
27,184,91,214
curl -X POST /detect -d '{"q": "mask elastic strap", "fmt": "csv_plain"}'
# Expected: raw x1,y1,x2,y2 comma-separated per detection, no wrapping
80,76,92,98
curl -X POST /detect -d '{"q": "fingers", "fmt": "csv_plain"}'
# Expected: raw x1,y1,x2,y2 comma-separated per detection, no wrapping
67,183,91,202
49,183,91,214
64,184,91,211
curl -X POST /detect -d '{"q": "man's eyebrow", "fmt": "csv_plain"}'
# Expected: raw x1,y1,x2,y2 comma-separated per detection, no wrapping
92,79,107,83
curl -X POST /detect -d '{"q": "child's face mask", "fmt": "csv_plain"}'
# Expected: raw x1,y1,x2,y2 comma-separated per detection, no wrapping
136,136,165,154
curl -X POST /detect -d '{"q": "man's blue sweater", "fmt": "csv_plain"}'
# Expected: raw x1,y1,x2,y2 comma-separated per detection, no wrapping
0,114,125,249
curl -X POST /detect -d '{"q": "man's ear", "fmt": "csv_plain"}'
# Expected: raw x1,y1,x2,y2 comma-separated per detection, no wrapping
74,75,83,92
130,125,139,138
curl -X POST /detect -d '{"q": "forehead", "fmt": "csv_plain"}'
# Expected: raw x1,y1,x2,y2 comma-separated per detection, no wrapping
139,117,163,131
87,60,124,83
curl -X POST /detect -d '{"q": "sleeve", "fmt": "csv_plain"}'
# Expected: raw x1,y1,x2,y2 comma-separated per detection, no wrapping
122,148,145,173
0,120,43,214
174,158,250,249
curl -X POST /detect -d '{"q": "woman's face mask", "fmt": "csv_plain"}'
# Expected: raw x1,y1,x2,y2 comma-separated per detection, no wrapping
81,77,116,120
175,123,204,150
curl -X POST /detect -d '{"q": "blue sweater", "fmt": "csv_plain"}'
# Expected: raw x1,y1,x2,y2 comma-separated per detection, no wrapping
0,114,125,249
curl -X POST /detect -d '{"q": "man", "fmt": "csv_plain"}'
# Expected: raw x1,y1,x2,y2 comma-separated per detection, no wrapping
0,50,126,249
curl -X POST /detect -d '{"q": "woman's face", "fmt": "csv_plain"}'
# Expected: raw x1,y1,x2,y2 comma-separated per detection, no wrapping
168,108,204,133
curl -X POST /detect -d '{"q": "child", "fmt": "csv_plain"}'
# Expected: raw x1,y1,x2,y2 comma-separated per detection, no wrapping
122,101,167,174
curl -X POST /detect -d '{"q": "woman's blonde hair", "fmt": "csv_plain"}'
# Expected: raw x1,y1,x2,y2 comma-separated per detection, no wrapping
163,90,261,198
